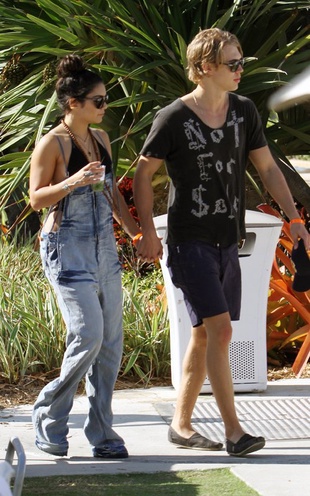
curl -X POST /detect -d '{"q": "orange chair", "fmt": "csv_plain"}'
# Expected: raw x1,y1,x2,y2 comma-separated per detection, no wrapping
257,204,310,377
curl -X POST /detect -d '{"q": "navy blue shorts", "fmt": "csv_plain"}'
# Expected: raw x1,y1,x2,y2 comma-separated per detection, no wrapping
167,240,241,327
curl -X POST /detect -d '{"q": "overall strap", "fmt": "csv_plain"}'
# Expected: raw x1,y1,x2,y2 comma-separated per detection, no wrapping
55,135,68,174
90,129,105,148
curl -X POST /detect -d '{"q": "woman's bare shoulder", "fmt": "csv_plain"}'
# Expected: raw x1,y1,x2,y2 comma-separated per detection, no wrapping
46,124,70,141
36,126,70,150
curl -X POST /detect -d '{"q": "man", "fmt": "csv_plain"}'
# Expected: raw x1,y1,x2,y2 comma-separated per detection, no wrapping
133,28,309,457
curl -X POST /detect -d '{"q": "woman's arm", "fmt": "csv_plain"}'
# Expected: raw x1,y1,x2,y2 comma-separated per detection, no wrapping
29,134,69,210
30,133,104,211
95,129,141,238
112,184,141,239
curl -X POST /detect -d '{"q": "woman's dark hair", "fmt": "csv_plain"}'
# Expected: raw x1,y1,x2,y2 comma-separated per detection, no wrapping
56,54,102,112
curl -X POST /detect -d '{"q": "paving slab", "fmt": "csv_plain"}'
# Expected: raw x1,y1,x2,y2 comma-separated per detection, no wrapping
1,379,310,496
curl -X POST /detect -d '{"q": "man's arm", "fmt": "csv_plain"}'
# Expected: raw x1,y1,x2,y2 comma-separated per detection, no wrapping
133,155,164,261
249,146,310,250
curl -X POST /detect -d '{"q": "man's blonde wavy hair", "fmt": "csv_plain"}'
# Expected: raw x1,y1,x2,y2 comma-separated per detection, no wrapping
187,28,243,84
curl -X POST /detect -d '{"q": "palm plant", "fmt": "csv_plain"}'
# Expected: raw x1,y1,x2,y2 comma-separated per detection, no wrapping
0,0,309,232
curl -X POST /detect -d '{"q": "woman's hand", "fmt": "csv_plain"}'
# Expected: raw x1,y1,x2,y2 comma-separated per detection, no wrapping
135,231,163,262
66,162,105,189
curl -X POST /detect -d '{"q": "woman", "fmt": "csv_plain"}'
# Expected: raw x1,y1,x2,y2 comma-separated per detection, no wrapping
30,54,141,458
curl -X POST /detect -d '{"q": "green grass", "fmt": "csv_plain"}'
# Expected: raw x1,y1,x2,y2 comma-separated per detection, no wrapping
21,470,260,495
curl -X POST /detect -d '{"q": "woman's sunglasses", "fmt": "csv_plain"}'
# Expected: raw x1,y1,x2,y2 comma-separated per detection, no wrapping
222,58,246,73
84,94,109,109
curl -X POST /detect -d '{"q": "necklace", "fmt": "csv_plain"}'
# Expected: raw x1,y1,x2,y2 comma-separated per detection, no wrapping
192,92,199,108
62,120,99,160
193,91,229,114
61,120,120,219
192,91,208,114
76,134,92,156
75,131,89,143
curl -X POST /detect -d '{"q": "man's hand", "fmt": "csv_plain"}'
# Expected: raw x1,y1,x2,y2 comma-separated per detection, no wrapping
135,232,163,262
290,222,310,250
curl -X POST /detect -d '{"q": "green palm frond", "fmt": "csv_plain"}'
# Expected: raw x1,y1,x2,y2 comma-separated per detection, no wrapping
0,0,309,230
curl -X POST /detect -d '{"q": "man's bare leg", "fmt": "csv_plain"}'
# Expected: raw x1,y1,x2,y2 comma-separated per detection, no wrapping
203,312,244,443
170,324,208,438
170,313,244,440
170,312,265,455
204,312,265,455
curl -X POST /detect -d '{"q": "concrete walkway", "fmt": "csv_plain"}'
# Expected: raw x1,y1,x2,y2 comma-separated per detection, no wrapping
1,378,310,496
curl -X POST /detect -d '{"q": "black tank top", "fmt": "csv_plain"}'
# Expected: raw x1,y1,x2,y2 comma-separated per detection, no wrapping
67,137,112,176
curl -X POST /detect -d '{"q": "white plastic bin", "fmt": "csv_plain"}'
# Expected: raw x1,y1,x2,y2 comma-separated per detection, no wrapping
154,210,283,393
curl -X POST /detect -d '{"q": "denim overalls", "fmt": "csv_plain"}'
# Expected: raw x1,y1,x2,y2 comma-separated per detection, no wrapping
32,171,124,455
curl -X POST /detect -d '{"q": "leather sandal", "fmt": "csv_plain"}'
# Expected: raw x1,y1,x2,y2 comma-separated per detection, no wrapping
168,426,223,450
226,433,265,457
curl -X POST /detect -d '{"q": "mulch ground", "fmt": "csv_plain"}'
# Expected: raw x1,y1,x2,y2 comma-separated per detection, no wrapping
1,364,310,410
0,374,172,410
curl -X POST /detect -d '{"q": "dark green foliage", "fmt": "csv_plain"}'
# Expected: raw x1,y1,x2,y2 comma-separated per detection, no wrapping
0,0,309,230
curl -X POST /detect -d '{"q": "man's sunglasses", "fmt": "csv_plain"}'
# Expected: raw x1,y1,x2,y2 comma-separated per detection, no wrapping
222,58,246,73
84,94,109,109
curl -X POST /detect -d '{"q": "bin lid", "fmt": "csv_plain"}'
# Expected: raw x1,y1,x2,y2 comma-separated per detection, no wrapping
153,214,168,230
153,210,283,229
245,210,283,227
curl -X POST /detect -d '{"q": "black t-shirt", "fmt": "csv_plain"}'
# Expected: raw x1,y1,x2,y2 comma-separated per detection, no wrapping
141,93,267,246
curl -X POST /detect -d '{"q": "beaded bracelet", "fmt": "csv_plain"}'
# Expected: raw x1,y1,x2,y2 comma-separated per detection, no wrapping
62,183,71,193
289,218,305,225
132,232,143,246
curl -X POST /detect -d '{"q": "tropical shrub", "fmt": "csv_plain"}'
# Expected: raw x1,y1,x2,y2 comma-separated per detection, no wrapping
0,0,309,234
0,234,169,386
0,236,66,383
0,0,310,386
121,270,170,385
